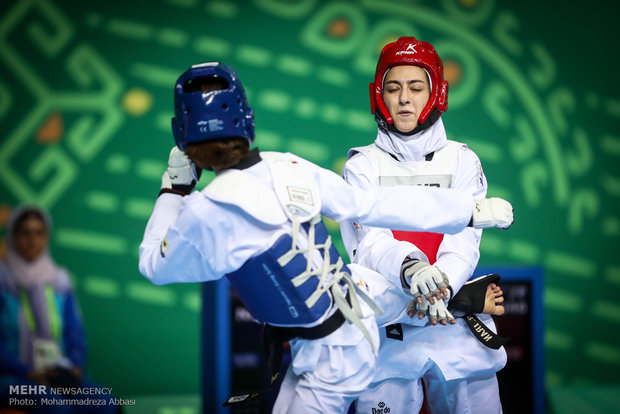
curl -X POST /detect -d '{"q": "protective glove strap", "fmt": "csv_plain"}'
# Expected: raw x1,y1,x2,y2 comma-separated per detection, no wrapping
400,259,428,290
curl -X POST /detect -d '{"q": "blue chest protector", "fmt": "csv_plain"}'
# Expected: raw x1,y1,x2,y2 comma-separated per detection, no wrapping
226,219,349,327
205,152,380,349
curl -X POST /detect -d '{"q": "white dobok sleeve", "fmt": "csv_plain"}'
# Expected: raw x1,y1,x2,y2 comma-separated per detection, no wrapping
434,147,486,294
339,155,427,287
291,155,473,234
138,193,221,285
139,190,289,286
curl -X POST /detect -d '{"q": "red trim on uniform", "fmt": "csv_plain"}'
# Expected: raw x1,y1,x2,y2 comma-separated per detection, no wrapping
158,187,189,197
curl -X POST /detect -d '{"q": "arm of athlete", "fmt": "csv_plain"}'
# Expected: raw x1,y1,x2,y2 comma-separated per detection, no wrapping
433,148,487,295
339,155,427,289
138,148,225,285
291,154,477,234
338,150,512,325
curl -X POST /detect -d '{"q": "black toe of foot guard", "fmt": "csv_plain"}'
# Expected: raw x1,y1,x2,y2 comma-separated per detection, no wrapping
449,273,501,314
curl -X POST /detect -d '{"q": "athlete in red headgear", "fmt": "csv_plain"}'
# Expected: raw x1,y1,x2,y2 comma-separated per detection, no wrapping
340,37,507,413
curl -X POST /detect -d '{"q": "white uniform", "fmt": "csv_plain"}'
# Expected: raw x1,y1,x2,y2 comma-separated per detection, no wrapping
138,149,478,413
341,119,506,414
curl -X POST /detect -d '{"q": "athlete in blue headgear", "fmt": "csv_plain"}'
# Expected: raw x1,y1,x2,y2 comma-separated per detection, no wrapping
138,62,514,412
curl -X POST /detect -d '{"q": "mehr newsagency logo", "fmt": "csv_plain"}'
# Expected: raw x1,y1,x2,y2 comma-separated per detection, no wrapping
8,384,135,408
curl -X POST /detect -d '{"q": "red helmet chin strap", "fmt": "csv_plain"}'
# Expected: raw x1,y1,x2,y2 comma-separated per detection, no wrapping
369,82,393,125
418,91,436,126
417,80,448,125
437,80,449,112
369,83,377,115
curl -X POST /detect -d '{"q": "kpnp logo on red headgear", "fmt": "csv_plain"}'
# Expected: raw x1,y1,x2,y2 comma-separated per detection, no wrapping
396,43,418,56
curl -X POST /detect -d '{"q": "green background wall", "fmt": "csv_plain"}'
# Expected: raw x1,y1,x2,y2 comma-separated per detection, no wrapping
1,0,619,404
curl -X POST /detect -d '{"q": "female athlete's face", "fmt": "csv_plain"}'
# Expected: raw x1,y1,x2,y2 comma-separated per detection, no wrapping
382,65,430,133
14,215,48,262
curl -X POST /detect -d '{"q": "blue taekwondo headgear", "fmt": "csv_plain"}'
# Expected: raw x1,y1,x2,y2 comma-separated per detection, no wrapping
171,62,255,150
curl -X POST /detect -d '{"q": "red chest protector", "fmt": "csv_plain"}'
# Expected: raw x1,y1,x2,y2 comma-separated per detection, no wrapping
348,141,461,265
392,231,444,264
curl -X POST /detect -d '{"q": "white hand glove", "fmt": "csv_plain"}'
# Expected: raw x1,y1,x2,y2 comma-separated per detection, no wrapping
407,296,455,326
401,260,450,302
472,198,514,229
161,147,200,191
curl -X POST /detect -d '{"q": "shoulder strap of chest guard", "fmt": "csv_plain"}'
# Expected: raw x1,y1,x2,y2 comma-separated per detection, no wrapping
347,143,378,160
350,141,463,164
202,169,288,226
441,139,467,157
261,152,321,223
349,141,464,183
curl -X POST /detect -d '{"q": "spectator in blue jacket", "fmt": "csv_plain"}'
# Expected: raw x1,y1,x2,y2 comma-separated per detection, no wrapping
0,205,116,413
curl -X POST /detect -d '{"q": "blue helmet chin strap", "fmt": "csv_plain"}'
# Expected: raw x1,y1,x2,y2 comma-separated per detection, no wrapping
171,62,255,150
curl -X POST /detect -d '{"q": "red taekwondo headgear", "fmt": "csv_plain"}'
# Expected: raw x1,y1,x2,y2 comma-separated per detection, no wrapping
370,36,448,135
